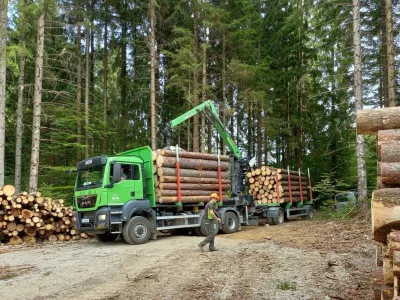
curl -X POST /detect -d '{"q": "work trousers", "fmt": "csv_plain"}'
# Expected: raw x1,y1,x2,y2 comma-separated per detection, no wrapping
200,219,217,250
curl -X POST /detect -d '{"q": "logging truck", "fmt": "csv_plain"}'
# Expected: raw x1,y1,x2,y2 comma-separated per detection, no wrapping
73,100,313,244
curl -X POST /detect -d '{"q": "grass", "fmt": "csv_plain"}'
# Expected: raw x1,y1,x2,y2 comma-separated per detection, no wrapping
277,281,297,291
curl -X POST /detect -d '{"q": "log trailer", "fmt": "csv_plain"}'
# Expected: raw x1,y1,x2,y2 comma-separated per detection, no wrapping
73,101,254,244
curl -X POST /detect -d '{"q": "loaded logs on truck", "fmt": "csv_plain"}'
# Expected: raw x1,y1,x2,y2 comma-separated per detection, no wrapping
0,185,88,245
247,166,310,204
152,149,231,204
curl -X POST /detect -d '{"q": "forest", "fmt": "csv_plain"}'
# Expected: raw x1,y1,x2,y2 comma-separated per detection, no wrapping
0,0,399,204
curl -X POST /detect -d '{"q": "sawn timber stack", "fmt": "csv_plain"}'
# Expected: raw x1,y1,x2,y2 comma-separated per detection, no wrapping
152,149,230,204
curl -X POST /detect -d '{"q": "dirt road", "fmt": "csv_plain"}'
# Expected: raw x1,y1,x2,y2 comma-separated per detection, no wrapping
0,219,375,300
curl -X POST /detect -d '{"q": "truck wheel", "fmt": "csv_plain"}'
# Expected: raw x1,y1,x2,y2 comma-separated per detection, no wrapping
221,212,239,234
122,216,151,245
271,209,284,225
94,232,119,242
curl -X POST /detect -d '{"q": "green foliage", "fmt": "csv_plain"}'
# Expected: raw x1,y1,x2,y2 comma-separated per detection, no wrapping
276,282,297,291
312,172,351,208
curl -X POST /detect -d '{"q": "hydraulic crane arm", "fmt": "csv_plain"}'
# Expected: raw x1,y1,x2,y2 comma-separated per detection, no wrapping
169,100,241,159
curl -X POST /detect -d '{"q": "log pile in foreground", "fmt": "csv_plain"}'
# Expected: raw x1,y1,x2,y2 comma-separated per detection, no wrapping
152,148,231,204
0,185,88,245
247,166,309,205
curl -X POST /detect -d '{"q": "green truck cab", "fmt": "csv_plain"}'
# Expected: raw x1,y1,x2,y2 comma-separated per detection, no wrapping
73,146,253,245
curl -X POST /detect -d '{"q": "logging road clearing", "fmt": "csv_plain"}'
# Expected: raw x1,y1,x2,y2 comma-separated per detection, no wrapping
0,218,375,300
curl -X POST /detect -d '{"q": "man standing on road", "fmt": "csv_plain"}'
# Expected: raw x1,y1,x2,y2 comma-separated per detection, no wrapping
198,193,221,252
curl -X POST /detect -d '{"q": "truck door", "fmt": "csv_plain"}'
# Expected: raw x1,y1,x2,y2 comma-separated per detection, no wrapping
108,163,144,205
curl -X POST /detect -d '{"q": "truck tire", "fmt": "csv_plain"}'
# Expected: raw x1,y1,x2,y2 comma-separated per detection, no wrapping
122,216,151,245
268,209,284,225
221,212,239,234
94,232,119,242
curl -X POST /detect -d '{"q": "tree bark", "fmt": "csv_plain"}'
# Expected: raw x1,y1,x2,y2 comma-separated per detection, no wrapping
149,0,157,150
220,31,226,155
381,163,400,186
157,190,226,197
380,0,389,107
357,107,400,134
157,167,229,179
201,21,207,153
160,149,229,161
156,156,229,171
192,1,200,152
353,0,368,206
102,0,108,153
0,0,8,186
84,1,90,158
385,0,396,107
120,0,127,151
160,176,230,184
15,14,26,193
159,182,230,191
29,12,45,193
76,19,82,160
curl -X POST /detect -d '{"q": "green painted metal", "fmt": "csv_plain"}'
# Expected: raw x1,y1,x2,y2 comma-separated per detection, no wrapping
169,100,241,159
117,146,156,207
304,201,313,205
285,202,292,210
296,201,304,207
255,203,280,207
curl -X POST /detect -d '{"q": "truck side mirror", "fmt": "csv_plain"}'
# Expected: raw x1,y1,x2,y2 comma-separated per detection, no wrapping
111,163,121,183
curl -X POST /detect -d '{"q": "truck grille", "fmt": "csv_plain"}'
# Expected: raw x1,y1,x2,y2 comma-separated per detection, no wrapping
77,195,97,208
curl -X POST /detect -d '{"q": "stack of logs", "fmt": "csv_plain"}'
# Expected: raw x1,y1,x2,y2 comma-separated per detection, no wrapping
247,166,309,205
152,149,231,204
356,106,400,299
0,185,88,245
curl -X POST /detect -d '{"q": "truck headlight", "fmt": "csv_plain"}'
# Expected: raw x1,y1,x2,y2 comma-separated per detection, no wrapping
98,214,107,221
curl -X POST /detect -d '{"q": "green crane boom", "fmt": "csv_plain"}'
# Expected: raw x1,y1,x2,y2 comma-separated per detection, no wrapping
169,100,241,159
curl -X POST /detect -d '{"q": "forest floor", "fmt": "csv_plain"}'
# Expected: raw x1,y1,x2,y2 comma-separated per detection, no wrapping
0,216,376,300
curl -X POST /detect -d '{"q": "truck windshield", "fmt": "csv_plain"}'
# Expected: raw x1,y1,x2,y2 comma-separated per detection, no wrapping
76,165,105,190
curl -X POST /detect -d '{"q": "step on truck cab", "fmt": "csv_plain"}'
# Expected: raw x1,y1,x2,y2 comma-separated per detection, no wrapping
73,146,254,244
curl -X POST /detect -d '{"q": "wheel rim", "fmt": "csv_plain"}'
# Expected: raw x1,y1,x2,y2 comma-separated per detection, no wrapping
278,211,284,223
227,217,236,230
134,223,147,239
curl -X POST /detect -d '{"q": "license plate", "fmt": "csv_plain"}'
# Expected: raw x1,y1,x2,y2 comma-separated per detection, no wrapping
82,218,90,223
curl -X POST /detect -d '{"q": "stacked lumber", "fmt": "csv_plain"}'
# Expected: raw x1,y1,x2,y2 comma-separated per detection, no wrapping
0,185,88,245
247,166,309,205
356,107,400,298
152,148,231,204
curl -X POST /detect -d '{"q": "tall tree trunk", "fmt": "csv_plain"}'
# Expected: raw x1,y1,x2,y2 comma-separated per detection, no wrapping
76,20,82,160
201,24,207,153
120,2,127,151
102,0,108,153
385,0,396,107
84,2,90,158
15,23,26,193
353,0,368,208
257,101,262,166
192,2,200,152
29,12,45,193
247,99,253,157
149,0,157,150
0,0,7,186
207,120,212,153
380,0,389,107
220,32,226,155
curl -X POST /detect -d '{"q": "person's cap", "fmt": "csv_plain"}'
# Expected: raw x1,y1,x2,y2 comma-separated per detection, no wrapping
210,193,219,200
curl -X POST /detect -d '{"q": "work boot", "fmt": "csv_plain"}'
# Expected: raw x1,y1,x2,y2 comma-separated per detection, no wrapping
198,243,205,252
209,248,218,252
